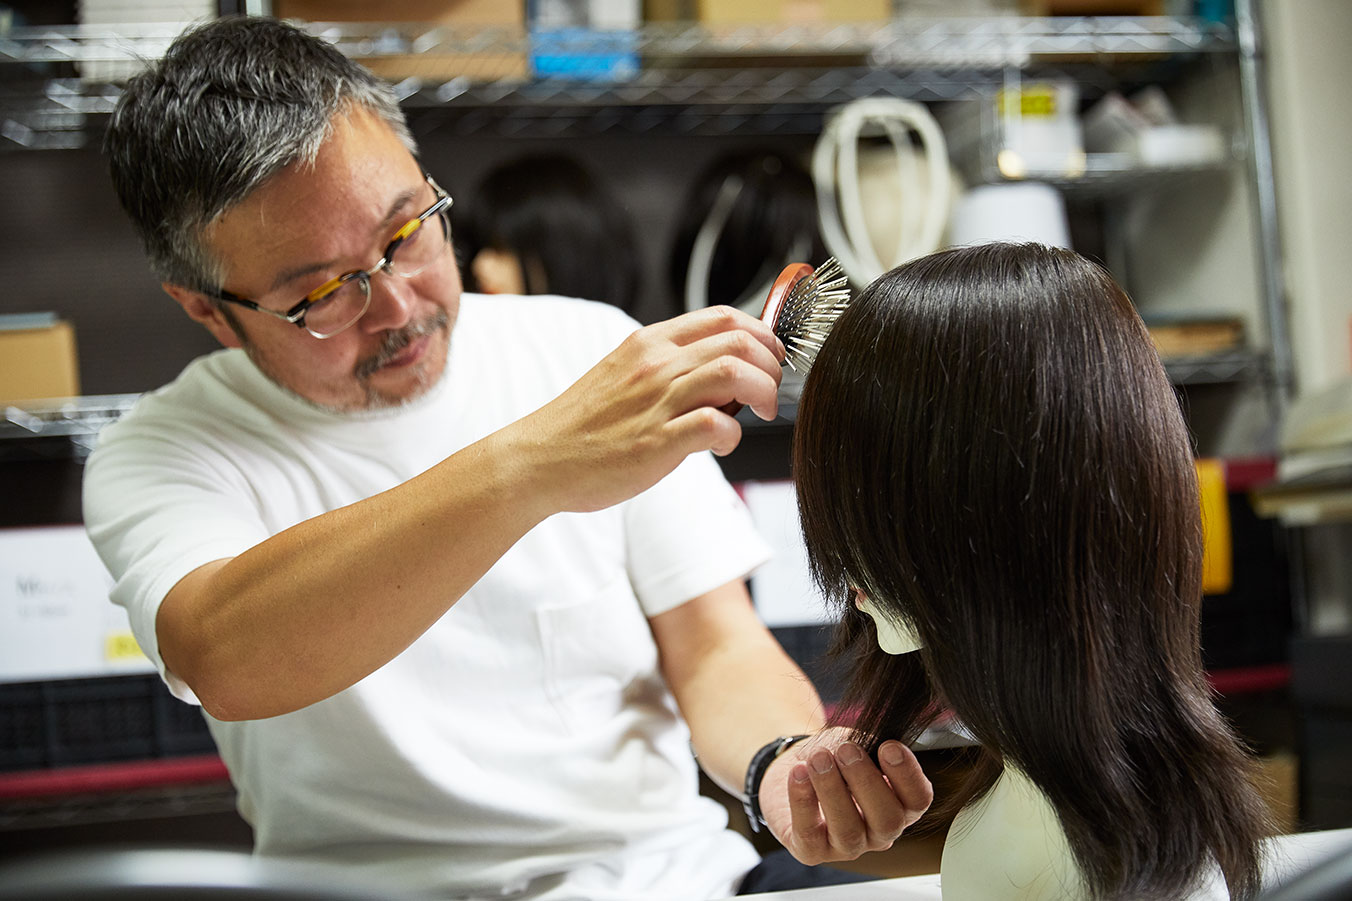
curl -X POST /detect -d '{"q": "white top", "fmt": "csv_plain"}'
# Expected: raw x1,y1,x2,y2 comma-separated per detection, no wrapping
83,294,771,901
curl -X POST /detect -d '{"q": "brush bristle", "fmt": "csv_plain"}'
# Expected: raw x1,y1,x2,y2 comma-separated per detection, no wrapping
773,257,851,374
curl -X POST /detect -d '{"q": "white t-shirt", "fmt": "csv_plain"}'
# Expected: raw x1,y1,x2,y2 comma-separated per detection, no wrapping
83,294,771,900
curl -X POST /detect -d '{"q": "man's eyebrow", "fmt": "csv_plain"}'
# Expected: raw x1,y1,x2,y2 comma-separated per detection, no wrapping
266,186,424,293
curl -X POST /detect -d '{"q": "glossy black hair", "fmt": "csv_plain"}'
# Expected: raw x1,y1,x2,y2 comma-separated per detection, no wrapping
794,243,1272,900
457,154,642,316
668,149,825,310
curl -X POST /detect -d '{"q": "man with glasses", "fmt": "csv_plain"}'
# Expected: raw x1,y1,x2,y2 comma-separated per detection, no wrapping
82,16,931,900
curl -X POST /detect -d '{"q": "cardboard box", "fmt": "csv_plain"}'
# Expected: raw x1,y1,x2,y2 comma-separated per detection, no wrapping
1145,316,1245,358
273,0,529,81
1020,0,1164,14
0,320,80,404
645,0,891,25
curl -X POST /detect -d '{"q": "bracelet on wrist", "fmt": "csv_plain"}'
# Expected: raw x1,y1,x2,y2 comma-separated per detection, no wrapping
742,734,811,834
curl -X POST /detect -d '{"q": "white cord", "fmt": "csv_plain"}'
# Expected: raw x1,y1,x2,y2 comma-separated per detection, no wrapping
684,174,813,316
685,175,744,314
812,97,951,286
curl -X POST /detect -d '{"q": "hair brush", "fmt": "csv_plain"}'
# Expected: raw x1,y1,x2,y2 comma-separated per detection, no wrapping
722,256,852,416
760,256,851,374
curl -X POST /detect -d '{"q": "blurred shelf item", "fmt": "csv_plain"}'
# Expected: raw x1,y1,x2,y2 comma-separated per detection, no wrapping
1207,663,1291,696
941,78,1242,196
0,753,228,802
0,755,234,831
1147,313,1244,357
988,151,1237,199
0,16,1238,146
1,394,140,460
0,17,1238,69
1251,467,1352,526
1250,377,1352,525
0,672,229,828
1162,350,1268,386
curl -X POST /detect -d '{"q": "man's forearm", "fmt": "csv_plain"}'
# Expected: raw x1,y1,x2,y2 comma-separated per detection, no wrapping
651,585,827,801
689,640,827,800
158,428,551,721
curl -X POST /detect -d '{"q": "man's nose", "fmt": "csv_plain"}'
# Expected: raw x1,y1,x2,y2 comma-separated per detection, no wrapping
359,268,416,333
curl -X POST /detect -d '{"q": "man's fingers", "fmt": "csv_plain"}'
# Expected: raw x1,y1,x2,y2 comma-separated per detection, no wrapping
767,730,934,870
665,328,784,418
670,356,781,424
787,761,831,864
613,312,784,425
688,327,784,381
801,747,870,859
835,742,907,847
876,740,933,829
668,407,742,458
653,305,785,362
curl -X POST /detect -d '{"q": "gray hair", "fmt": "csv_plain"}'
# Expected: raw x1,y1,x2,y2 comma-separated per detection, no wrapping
105,16,417,293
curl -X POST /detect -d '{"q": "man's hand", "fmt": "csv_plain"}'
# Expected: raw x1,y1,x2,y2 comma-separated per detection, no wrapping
757,726,933,866
508,305,785,516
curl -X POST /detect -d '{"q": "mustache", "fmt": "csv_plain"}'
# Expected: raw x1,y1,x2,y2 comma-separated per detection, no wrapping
354,308,450,380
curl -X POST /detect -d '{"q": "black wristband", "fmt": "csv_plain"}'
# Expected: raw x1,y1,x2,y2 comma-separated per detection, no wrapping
742,734,811,834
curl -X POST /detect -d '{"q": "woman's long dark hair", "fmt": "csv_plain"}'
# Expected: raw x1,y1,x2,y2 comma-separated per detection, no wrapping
794,243,1272,900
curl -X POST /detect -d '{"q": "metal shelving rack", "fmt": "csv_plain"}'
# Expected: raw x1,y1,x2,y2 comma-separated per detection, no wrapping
0,7,1291,400
2,16,1236,143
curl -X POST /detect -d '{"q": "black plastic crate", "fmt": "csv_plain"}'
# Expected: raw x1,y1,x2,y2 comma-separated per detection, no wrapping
43,676,158,766
153,686,216,755
0,682,48,770
0,673,217,772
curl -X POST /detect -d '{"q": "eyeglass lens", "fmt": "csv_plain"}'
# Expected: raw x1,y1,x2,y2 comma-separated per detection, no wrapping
304,212,449,338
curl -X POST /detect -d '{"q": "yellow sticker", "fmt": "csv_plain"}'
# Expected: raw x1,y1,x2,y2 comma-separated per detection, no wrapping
996,86,1059,118
105,631,149,662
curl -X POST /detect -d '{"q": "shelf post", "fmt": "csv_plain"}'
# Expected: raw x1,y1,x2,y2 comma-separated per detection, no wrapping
1235,0,1295,412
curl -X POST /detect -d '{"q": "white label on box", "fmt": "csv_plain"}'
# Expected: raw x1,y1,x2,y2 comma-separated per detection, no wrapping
0,525,153,682
743,480,834,627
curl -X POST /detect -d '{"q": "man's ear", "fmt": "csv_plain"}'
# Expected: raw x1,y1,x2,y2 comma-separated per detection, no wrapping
162,283,244,349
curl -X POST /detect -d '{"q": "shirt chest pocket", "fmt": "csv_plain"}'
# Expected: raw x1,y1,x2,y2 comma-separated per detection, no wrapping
536,579,661,735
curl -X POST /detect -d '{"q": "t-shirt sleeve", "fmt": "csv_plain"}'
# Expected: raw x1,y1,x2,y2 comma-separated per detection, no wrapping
549,298,772,616
82,413,269,704
624,450,773,618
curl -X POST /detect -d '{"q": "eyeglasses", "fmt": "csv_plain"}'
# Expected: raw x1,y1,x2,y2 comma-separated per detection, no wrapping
209,174,453,339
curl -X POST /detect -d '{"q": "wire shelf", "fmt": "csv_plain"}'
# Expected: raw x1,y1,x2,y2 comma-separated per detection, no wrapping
1,394,140,458
0,18,1237,67
1162,350,1268,386
986,153,1241,199
0,17,1236,146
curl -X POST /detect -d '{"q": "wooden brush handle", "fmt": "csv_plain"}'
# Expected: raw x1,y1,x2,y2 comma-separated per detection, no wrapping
760,262,814,334
719,261,815,418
